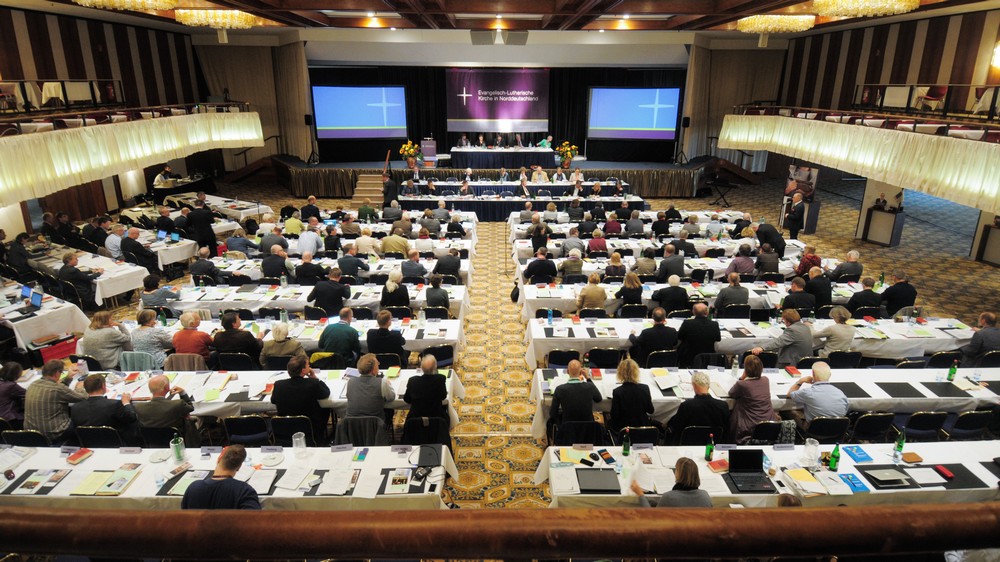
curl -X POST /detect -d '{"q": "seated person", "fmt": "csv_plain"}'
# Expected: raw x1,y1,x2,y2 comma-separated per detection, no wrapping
403,354,450,421
547,359,601,432
628,307,678,367
608,358,653,433
318,307,361,365
665,371,729,445
259,321,307,368
367,310,407,365
425,275,450,310
71,374,140,446
213,313,265,368
172,312,213,366
380,270,411,308
271,355,331,442
346,353,396,418
523,247,557,282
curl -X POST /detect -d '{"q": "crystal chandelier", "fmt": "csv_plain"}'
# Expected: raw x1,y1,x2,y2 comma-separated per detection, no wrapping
72,0,177,9
736,15,817,34
813,0,920,17
175,9,258,43
174,9,258,29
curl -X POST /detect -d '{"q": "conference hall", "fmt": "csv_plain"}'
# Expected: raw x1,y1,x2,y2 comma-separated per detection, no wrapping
1,0,1000,559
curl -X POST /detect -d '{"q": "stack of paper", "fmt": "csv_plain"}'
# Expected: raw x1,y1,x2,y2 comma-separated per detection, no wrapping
97,463,143,496
168,470,211,495
783,468,827,497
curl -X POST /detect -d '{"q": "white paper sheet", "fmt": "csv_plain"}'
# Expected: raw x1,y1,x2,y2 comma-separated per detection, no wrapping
352,468,385,499
275,464,311,490
317,467,355,495
905,467,947,485
247,469,277,494
646,467,676,494
550,466,581,495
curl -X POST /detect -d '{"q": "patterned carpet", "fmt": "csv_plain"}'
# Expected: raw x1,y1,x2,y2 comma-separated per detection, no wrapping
105,167,999,509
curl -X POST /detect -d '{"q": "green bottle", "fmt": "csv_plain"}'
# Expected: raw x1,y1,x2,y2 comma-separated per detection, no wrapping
893,429,905,462
158,310,167,326
828,444,840,472
947,360,958,382
621,428,631,458
878,271,885,289
705,433,715,462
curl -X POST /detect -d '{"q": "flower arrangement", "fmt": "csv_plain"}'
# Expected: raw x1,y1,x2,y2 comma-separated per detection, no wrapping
399,140,422,162
554,141,578,166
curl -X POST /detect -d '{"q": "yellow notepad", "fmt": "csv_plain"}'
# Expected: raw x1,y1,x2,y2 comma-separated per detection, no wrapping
71,471,112,496
386,367,401,379
204,389,220,401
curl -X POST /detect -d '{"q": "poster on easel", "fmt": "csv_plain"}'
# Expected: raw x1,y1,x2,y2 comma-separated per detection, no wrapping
784,165,819,202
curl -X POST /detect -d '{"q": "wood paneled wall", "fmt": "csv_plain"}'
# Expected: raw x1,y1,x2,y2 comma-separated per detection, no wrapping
781,10,1000,110
0,6,199,106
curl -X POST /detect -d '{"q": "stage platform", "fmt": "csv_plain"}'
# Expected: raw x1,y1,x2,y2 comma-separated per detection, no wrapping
273,155,710,201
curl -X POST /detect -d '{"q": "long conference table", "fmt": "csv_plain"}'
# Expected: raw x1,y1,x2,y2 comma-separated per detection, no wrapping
534,442,1000,508
399,195,645,222
523,317,974,368
407,180,628,199
0,445,457,510
528,365,999,440
164,192,274,222
119,206,241,238
0,283,89,348
35,245,148,305
449,146,555,169
208,255,475,288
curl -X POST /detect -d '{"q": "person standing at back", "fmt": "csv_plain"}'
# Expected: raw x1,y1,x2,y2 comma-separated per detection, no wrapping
181,445,261,510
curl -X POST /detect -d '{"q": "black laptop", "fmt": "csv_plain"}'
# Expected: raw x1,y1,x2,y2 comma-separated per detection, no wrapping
17,291,43,314
576,468,621,494
724,449,777,493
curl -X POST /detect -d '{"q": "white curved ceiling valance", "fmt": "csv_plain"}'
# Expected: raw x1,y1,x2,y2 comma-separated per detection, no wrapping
718,114,1000,215
0,112,264,208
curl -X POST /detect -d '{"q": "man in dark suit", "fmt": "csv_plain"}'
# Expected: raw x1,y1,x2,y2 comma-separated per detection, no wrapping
578,213,598,239
846,277,882,314
677,303,721,368
669,231,697,257
337,244,370,278
651,211,671,238
71,374,140,445
382,200,403,221
782,276,816,311
308,268,353,316
262,247,291,279
826,250,863,281
730,212,752,237
754,222,787,258
87,216,112,248
300,195,321,222
590,204,607,222
294,252,328,286
548,359,601,432
122,227,159,273
155,207,176,233
134,374,197,444
665,370,729,444
628,308,678,367
651,275,690,315
523,248,557,282
190,247,243,285
805,267,833,309
271,355,331,443
57,252,102,309
881,269,917,317
213,313,264,368
784,192,805,240
40,212,66,244
367,309,407,365
381,174,398,209
432,248,462,280
187,200,217,249
403,354,449,421
961,312,1000,367
655,244,686,283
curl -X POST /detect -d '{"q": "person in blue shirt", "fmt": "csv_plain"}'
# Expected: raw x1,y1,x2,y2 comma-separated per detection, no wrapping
181,445,260,510
787,361,849,429
225,229,259,256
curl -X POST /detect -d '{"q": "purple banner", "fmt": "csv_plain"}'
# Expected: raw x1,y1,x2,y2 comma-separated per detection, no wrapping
446,69,549,133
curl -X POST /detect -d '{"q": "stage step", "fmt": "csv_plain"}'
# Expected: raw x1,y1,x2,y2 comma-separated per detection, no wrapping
351,174,383,208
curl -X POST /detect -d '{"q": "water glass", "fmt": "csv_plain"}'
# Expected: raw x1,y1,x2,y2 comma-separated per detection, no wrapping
803,438,820,470
292,432,308,457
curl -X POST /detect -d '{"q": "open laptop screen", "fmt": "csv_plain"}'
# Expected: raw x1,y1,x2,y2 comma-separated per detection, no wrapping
20,285,31,299
30,291,42,308
170,232,181,241
728,449,764,472
157,230,167,240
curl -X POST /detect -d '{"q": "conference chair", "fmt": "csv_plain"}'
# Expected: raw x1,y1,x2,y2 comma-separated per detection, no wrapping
826,351,862,369
794,307,814,320
692,353,727,369
374,353,402,368
309,352,346,370
926,350,963,369
667,310,691,319
438,274,460,286
69,354,102,372
615,426,659,447
896,359,926,369
535,308,563,319
645,350,678,369
163,353,208,371
221,308,255,321
560,274,587,285
218,353,256,371
271,416,316,447
384,306,413,320
264,355,295,370
402,275,426,285
799,416,850,444
979,350,1000,368
579,308,608,319
401,416,451,448
339,275,358,285
618,304,647,319
546,350,580,370
836,274,861,283
704,248,726,258
847,412,895,443
76,426,124,448
893,411,948,442
677,425,722,446
853,306,881,319
741,350,778,369
304,305,329,321
258,277,281,285
815,305,835,320
2,430,51,447
420,345,454,368
257,307,284,320
367,273,389,285
719,303,751,319
536,189,552,198
796,356,824,369
140,426,179,448
602,276,624,285
418,251,435,259
749,420,784,444
756,273,785,284
384,252,405,259
690,269,713,283
552,421,608,447
350,307,374,320
334,415,389,447
192,274,217,287
422,306,450,319
529,274,554,284
120,351,156,371
587,251,608,259
223,415,271,446
147,306,175,319
584,348,624,369
940,410,993,441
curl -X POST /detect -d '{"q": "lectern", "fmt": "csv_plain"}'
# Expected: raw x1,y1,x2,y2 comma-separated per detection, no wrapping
862,207,905,247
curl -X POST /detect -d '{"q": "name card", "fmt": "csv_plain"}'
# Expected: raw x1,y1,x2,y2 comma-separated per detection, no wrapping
261,445,283,453
571,443,594,451
59,446,80,456
201,446,223,456
390,445,413,454
632,443,655,450
330,444,353,452
773,443,795,450
119,447,142,454
716,444,737,451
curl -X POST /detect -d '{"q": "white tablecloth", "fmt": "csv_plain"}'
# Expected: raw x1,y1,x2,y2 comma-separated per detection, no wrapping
0,284,89,347
528,365,1000,439
165,193,274,222
534,442,1000,508
136,231,197,270
523,317,972,368
0,445,457,510
35,246,147,304
119,206,240,237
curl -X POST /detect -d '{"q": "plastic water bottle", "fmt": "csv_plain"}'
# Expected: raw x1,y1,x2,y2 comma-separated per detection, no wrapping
731,356,739,379
280,309,289,323
280,273,288,288
547,308,553,326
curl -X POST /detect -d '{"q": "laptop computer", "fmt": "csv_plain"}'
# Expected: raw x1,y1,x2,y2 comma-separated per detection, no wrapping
19,285,32,300
17,291,43,314
167,232,181,244
724,449,777,493
576,468,621,494
156,230,167,241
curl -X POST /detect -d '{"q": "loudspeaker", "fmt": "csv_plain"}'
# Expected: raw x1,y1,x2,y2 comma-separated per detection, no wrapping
502,30,528,45
682,117,690,128
304,114,314,126
470,30,497,45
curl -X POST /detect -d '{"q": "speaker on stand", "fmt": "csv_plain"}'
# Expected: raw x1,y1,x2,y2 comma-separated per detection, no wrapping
305,113,320,166
674,116,690,165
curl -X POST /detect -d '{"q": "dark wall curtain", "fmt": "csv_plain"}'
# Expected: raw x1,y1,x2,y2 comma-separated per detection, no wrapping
309,66,686,164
